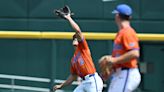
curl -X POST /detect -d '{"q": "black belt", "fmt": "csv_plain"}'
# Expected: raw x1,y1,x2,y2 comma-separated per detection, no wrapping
82,74,95,80
121,67,130,70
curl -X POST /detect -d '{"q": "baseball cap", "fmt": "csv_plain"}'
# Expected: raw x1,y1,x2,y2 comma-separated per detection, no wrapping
112,4,132,16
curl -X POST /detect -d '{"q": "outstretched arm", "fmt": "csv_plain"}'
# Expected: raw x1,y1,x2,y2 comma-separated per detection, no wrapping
65,14,81,33
64,14,83,41
53,74,77,91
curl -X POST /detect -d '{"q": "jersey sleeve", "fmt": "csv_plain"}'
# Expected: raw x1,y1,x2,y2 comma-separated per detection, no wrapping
70,63,76,74
122,31,139,51
78,36,89,50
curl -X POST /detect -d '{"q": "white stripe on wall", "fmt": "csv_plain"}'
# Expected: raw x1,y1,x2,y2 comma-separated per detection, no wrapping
0,84,50,92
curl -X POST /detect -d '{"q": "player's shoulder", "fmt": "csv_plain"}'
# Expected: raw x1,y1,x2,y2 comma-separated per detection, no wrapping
121,27,137,36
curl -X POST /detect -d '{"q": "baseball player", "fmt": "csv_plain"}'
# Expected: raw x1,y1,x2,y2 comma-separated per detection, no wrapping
99,4,141,92
53,6,103,92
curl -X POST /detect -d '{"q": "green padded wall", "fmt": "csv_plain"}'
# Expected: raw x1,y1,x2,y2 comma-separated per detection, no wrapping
141,42,164,92
1,0,164,33
141,0,164,19
0,39,52,78
0,0,164,92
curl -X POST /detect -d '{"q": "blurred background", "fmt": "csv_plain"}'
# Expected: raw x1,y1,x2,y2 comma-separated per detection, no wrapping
0,0,164,92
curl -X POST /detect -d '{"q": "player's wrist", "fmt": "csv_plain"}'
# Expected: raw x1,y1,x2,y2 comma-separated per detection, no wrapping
60,83,64,89
67,16,72,20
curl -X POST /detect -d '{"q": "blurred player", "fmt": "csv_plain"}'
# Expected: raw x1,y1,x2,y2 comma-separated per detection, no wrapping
99,4,141,92
53,8,103,92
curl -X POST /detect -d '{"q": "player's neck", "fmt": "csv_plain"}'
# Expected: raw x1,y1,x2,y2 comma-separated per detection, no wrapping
119,21,130,29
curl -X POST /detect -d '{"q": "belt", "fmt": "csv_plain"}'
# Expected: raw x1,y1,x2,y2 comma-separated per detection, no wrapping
82,74,95,80
121,67,130,70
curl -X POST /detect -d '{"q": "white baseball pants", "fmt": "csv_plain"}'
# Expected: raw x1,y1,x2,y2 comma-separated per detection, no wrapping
73,72,103,92
108,68,141,92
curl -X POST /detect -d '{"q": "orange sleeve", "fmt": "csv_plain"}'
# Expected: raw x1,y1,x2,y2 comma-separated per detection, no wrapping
70,63,76,74
78,37,89,50
122,32,139,51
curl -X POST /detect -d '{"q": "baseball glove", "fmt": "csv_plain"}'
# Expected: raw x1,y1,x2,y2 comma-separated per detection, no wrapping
54,5,73,19
99,55,113,81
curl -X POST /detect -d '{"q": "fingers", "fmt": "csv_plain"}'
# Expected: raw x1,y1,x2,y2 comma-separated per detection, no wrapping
53,86,57,91
53,85,62,91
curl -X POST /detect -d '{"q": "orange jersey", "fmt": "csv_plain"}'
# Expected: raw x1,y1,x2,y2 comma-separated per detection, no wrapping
70,37,96,78
112,27,139,68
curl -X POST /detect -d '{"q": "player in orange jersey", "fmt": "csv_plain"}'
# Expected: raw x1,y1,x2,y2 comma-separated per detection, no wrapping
53,11,103,92
99,4,141,92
